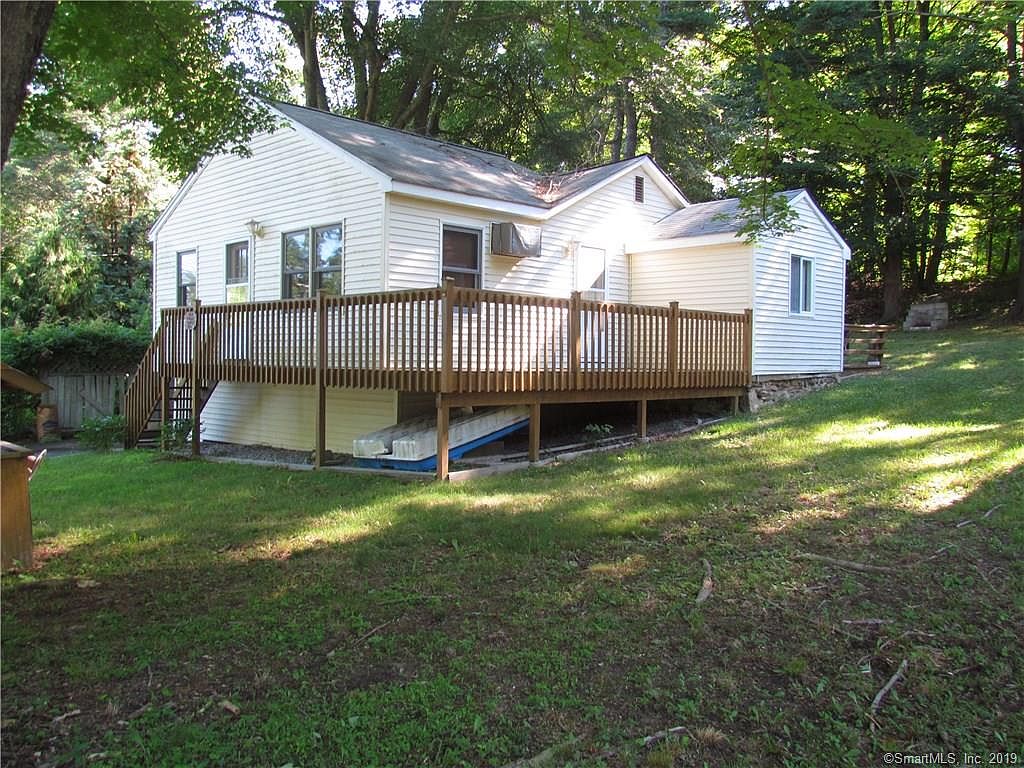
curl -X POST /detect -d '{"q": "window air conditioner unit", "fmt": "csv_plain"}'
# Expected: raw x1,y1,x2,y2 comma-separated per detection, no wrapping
490,222,542,258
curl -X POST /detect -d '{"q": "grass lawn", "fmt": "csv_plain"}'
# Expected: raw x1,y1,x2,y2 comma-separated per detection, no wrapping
2,324,1022,767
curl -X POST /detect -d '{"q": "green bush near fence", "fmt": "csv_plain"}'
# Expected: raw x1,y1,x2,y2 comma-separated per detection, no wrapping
77,414,126,451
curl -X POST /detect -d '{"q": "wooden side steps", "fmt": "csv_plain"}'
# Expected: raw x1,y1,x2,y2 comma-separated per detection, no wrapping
132,379,218,448
124,322,219,449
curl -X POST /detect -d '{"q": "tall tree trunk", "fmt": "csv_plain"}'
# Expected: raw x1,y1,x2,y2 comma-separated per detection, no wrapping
279,1,329,110
916,166,931,290
861,169,880,283
924,149,953,291
623,82,638,158
1,1,56,167
339,0,382,121
610,92,624,162
880,178,907,322
1007,15,1024,321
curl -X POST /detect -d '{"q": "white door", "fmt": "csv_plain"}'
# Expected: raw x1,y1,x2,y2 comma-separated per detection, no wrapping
576,245,606,301
576,245,607,367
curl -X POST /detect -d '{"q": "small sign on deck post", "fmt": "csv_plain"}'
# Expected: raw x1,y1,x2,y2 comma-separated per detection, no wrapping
183,308,197,331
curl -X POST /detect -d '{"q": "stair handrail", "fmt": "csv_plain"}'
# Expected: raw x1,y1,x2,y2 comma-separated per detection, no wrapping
124,324,166,448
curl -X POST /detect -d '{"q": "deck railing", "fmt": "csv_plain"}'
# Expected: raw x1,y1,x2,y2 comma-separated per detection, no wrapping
153,284,752,395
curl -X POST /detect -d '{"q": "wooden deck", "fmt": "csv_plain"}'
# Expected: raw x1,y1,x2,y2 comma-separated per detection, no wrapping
126,283,753,478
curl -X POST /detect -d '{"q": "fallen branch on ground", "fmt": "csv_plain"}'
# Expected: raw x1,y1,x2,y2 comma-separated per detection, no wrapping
356,619,394,644
597,724,692,760
499,737,578,768
956,504,1002,528
842,618,892,626
638,725,690,749
869,659,908,731
696,559,714,604
795,553,899,574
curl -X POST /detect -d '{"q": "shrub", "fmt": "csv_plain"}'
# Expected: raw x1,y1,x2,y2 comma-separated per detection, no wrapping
1,319,150,376
78,415,126,451
160,419,193,452
0,391,37,441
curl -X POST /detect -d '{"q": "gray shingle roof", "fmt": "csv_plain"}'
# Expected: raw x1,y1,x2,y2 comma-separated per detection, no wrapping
273,101,648,209
652,189,804,239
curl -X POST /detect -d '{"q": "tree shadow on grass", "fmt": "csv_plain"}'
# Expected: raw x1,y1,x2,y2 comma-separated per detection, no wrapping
2,326,1022,766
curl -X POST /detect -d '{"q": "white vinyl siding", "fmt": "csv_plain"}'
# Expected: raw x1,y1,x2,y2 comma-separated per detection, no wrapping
753,195,847,375
386,166,677,301
153,126,385,313
628,242,753,312
201,385,397,453
152,127,388,452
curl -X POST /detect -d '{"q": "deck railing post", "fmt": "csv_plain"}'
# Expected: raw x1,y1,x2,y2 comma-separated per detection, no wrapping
314,290,327,469
191,299,202,457
743,308,753,385
668,301,680,388
569,290,581,390
441,278,455,393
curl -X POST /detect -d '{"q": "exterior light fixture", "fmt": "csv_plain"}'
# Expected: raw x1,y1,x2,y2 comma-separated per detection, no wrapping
245,219,264,238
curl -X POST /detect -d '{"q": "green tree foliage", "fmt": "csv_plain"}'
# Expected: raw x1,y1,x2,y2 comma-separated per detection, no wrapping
13,1,274,177
694,1,1020,320
2,112,170,329
3,0,1019,325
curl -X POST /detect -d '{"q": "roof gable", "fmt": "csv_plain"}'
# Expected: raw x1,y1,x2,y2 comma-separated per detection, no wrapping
271,101,688,213
649,188,850,259
152,101,691,239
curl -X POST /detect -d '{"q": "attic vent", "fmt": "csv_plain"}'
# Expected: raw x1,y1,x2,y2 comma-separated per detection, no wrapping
490,222,542,258
634,175,645,203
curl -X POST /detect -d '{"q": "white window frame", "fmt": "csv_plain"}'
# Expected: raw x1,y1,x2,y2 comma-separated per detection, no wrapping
439,223,483,289
225,239,251,304
790,254,814,315
177,249,198,307
281,222,344,299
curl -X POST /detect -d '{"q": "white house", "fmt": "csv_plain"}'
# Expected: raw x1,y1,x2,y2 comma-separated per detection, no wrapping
139,101,851,473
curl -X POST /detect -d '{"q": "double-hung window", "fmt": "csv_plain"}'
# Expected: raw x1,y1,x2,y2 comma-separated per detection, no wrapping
282,224,343,298
790,255,813,314
177,250,197,307
226,241,249,303
442,225,481,288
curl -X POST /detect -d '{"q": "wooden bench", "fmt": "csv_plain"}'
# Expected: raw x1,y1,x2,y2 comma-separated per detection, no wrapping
844,324,896,370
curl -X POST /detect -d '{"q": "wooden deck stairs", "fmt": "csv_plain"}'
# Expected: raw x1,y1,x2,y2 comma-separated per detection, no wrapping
124,324,219,449
130,379,218,448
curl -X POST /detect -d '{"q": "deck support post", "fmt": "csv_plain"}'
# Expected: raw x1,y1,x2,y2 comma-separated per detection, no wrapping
743,308,754,385
436,396,450,481
637,398,648,439
731,395,740,414
528,402,541,462
190,300,202,457
314,290,327,469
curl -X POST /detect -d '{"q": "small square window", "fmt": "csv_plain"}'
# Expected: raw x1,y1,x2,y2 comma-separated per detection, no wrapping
790,255,813,314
